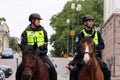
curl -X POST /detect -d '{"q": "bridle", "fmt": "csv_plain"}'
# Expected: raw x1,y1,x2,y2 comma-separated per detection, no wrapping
22,50,39,75
81,41,94,66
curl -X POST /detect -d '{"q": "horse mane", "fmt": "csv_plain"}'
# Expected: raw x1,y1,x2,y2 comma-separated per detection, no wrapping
80,36,93,44
22,45,35,54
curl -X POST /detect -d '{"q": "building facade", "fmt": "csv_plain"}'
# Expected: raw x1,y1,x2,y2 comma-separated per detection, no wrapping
0,22,10,55
102,0,120,77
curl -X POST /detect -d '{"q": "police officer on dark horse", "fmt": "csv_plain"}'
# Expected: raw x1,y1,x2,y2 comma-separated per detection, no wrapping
16,13,57,80
67,15,111,80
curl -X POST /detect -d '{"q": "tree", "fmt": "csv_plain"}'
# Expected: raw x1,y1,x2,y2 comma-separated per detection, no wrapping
0,17,6,22
9,37,21,52
49,0,103,57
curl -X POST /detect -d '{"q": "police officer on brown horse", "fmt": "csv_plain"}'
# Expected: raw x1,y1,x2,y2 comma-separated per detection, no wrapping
16,13,57,80
68,15,111,80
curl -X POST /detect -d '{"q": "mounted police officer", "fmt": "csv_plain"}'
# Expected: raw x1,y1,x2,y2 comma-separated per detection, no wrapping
68,15,111,80
16,13,57,80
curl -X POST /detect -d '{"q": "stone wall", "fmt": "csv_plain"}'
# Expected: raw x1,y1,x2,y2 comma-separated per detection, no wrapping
102,13,120,77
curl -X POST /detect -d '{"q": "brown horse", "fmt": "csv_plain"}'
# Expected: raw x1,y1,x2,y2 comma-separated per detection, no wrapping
19,43,49,80
78,36,104,80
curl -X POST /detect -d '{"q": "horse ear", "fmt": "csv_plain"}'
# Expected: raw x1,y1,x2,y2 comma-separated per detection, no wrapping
33,42,38,50
18,44,25,51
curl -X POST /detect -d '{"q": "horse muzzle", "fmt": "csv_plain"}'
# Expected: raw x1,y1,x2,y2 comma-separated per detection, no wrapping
21,73,32,80
83,53,91,64
21,68,32,80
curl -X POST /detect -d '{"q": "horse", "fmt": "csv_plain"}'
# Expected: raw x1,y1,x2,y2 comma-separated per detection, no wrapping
78,36,104,80
19,43,49,80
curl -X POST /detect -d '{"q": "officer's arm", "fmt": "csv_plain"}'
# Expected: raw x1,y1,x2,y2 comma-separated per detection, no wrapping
38,30,48,54
44,30,48,49
75,32,81,53
21,30,27,46
44,30,48,44
70,32,83,64
95,31,105,50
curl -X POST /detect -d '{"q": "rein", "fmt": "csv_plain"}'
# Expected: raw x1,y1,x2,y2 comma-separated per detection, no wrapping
84,52,94,57
22,52,39,73
86,52,99,71
83,52,99,72
83,52,92,66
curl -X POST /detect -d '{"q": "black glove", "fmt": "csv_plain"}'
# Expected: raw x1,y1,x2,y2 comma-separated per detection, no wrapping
39,44,48,54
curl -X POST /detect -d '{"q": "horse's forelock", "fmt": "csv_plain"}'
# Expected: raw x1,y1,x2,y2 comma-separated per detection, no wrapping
81,36,93,44
22,45,37,55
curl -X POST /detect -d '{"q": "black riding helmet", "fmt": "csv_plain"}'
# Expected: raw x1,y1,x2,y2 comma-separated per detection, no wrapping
29,13,42,21
82,15,94,24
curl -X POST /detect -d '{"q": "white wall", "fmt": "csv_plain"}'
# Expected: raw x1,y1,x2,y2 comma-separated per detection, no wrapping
104,0,120,22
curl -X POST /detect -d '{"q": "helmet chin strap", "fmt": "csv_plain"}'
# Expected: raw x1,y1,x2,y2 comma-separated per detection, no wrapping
31,19,38,28
84,23,93,30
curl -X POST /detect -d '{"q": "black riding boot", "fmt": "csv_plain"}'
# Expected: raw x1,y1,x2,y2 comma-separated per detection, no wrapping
101,63,111,80
51,66,57,80
70,65,79,80
16,63,22,80
97,57,111,80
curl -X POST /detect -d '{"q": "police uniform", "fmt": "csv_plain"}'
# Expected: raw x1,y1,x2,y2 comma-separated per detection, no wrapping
16,25,57,80
69,28,111,80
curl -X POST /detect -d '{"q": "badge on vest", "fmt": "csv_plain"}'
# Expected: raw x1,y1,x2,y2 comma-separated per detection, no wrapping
30,31,35,36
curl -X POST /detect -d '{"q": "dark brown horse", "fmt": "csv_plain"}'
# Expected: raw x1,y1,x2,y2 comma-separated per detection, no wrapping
78,36,104,80
19,43,49,80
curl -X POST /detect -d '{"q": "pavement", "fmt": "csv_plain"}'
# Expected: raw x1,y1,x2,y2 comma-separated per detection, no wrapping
50,57,120,80
1,56,120,80
50,57,70,80
111,77,120,80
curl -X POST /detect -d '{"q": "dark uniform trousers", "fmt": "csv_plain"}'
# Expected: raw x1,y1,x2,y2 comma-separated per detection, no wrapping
16,54,57,80
69,57,111,80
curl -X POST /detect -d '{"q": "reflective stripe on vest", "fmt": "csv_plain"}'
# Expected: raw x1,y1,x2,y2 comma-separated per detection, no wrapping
82,29,99,45
26,31,45,47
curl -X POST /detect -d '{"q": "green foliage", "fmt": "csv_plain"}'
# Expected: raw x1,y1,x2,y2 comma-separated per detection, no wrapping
49,0,104,57
9,37,21,52
0,17,6,22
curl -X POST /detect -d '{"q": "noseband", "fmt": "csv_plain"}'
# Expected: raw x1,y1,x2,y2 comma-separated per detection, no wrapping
83,52,92,66
82,42,94,65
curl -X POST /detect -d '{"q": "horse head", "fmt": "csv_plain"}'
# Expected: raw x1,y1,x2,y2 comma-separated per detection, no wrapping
80,36,95,65
19,43,39,80
78,36,104,80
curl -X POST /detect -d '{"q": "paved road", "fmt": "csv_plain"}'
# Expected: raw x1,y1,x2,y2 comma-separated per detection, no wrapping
0,56,71,80
50,57,71,80
0,56,120,80
0,59,17,80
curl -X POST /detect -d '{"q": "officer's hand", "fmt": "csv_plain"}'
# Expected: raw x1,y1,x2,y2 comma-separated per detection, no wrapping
39,44,48,54
39,44,47,50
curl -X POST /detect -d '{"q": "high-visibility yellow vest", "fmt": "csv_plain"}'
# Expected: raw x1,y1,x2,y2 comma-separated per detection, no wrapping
82,29,99,45
26,30,45,47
